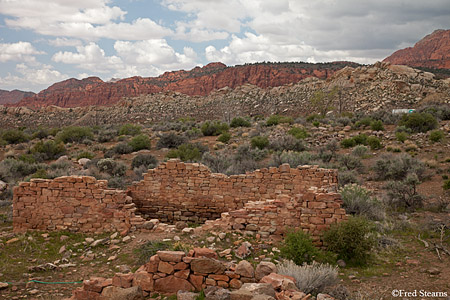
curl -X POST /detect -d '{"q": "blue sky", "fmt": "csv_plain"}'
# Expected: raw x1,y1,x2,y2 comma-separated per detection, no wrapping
0,0,449,92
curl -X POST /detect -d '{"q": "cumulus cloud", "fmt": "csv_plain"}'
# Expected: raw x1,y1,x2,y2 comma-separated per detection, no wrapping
1,0,171,40
0,63,67,91
48,38,83,47
0,42,44,63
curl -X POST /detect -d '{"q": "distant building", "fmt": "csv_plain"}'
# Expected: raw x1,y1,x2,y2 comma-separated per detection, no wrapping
392,109,415,114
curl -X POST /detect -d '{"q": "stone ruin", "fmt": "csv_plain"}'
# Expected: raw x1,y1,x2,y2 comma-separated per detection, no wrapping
13,159,347,242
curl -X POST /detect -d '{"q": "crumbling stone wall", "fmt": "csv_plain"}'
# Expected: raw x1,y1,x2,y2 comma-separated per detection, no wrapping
128,159,339,223
13,176,144,233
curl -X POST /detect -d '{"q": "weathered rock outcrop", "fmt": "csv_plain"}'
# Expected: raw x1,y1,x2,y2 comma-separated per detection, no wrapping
14,62,358,108
0,89,35,105
384,29,450,69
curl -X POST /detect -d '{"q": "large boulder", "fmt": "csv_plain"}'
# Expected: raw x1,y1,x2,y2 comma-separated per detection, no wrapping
255,262,277,281
154,275,194,293
191,258,226,274
157,250,185,262
235,261,254,278
100,286,143,300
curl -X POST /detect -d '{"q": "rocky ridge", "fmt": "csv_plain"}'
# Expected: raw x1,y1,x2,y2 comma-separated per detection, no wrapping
0,89,35,105
1,62,449,128
13,62,358,108
383,29,450,70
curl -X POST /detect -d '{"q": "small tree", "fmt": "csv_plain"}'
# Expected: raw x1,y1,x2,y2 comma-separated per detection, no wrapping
310,86,339,117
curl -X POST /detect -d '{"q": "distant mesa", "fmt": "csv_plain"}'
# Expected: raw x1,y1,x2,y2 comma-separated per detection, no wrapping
0,89,35,105
383,29,450,70
11,61,359,108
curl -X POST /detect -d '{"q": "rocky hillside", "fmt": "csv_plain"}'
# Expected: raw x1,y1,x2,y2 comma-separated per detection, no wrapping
1,62,449,128
384,29,450,70
14,62,358,108
0,89,35,105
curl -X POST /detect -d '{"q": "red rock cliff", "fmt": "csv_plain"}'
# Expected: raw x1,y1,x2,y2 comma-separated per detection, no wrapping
15,62,358,108
383,29,450,69
0,89,35,105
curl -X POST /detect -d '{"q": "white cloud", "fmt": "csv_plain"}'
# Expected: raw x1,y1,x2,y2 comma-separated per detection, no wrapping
52,42,123,73
0,41,44,63
0,63,67,92
48,38,83,47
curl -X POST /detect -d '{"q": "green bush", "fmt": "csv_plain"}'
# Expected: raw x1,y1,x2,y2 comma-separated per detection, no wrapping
97,128,118,143
119,123,142,136
201,121,229,136
323,216,376,265
288,127,309,139
395,132,408,143
385,174,424,209
251,136,269,149
76,151,94,160
31,127,50,140
201,151,232,174
131,154,158,170
217,132,232,144
167,143,207,162
97,158,127,176
429,130,444,143
112,142,133,155
367,136,382,150
338,170,360,187
269,135,306,152
370,120,384,131
340,138,356,148
266,115,293,126
280,229,321,265
374,154,426,181
2,129,29,144
340,184,384,221
156,132,187,149
354,117,373,128
398,112,438,133
31,140,66,160
353,134,368,145
351,145,369,158
338,155,363,172
0,158,45,181
270,151,315,168
55,126,93,144
129,134,151,151
230,117,251,128
443,179,450,190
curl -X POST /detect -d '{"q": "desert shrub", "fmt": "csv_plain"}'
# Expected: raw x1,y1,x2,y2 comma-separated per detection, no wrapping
2,129,29,144
18,154,37,164
317,140,339,163
131,154,158,170
370,120,384,131
31,127,50,140
338,155,363,172
217,132,232,144
384,174,424,209
340,184,385,221
334,117,352,126
135,240,171,265
31,140,66,160
97,128,118,143
417,104,450,121
270,151,315,168
251,136,269,150
201,121,229,136
351,145,369,158
76,151,94,160
108,177,126,189
112,142,133,155
443,179,450,190
373,154,426,181
269,135,306,152
277,260,338,295
338,170,360,187
167,143,207,162
280,229,321,265
230,117,251,128
266,114,293,126
30,168,49,179
353,134,368,145
429,130,444,143
235,144,267,162
97,158,127,177
395,132,408,143
323,216,376,265
395,125,412,133
56,126,93,144
341,138,356,148
129,134,151,151
306,113,322,123
156,132,187,149
0,159,45,181
367,136,382,150
398,112,438,133
201,151,232,173
354,117,373,128
185,128,202,139
288,127,309,139
118,123,141,136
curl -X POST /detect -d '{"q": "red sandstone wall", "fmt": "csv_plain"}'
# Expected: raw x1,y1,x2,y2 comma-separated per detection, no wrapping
128,160,339,223
13,176,144,233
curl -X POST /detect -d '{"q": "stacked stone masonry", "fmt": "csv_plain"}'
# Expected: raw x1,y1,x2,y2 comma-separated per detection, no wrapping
129,160,339,223
13,176,145,233
70,248,303,299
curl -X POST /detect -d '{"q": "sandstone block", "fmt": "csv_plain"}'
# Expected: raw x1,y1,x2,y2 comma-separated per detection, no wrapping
154,275,194,293
191,258,225,274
